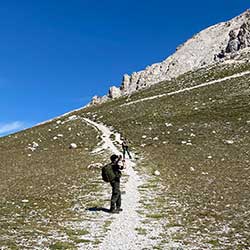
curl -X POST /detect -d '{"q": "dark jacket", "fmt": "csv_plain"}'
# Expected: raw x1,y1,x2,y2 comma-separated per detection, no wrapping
122,140,128,149
111,163,124,181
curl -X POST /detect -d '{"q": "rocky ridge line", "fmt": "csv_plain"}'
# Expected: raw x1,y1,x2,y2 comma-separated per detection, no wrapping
90,9,250,105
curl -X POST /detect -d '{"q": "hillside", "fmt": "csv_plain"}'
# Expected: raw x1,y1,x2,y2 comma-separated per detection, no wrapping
1,58,250,249
84,60,250,249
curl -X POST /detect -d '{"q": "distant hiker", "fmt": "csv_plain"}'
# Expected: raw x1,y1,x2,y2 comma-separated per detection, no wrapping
102,154,124,213
121,137,132,160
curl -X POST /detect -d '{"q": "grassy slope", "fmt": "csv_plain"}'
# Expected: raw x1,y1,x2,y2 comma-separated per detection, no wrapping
84,62,250,249
0,116,105,249
1,61,250,249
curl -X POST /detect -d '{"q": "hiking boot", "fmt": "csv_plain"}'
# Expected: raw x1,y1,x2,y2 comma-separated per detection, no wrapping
109,209,119,214
116,208,123,212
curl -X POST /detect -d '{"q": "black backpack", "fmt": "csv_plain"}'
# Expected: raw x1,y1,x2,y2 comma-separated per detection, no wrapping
102,164,116,182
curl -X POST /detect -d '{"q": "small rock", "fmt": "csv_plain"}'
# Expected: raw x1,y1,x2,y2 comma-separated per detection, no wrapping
142,135,147,139
202,172,208,175
56,120,61,124
21,199,29,203
69,143,77,149
224,140,234,145
27,147,36,152
32,142,39,148
68,115,77,121
165,123,173,127
190,167,195,171
154,170,160,176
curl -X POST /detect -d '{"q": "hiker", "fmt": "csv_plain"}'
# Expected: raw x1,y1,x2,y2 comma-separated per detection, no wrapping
109,154,124,213
121,137,132,160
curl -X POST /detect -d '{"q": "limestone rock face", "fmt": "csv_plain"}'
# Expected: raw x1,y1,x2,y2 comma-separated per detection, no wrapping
238,22,250,49
226,30,240,53
89,10,250,105
225,17,250,54
108,86,122,99
121,74,131,94
89,95,108,106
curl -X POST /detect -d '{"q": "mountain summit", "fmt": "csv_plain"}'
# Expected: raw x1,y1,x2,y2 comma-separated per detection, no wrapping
90,9,250,105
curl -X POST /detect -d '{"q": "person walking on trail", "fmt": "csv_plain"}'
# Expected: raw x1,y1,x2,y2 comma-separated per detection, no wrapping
109,154,124,213
121,137,132,160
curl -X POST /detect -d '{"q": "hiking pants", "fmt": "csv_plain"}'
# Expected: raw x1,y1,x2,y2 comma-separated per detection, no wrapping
122,146,132,159
110,180,121,210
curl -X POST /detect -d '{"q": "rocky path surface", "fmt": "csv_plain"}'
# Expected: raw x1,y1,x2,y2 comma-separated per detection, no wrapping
121,70,250,107
83,118,144,250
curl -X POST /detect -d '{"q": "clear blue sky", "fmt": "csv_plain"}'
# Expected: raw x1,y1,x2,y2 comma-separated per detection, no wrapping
0,0,249,136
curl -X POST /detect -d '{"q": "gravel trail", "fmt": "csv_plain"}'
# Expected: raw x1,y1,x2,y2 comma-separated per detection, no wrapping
83,118,143,250
121,70,250,107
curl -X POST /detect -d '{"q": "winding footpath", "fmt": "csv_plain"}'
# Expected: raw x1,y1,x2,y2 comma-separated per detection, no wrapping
83,118,143,250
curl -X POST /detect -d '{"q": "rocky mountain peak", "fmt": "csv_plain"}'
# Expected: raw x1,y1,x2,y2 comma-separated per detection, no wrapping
89,10,250,105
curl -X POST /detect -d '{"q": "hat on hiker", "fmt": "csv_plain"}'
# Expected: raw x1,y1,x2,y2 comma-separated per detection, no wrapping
110,154,119,162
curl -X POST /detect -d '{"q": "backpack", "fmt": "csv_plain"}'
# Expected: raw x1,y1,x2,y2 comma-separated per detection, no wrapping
102,164,116,182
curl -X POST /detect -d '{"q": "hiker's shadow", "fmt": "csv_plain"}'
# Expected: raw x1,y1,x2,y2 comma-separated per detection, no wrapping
86,207,110,213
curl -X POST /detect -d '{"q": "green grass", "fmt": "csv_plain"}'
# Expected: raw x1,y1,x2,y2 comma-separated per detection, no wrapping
1,60,250,249
49,241,75,250
146,213,165,219
0,114,105,249
82,61,250,249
